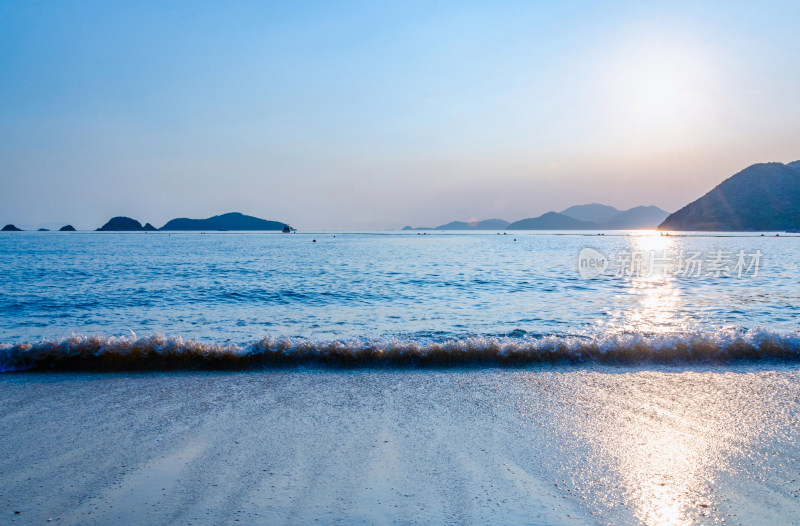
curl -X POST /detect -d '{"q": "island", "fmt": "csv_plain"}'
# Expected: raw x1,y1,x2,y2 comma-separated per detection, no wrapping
659,161,800,231
406,205,669,231
96,217,156,231
2,224,22,231
93,212,292,231
159,212,291,231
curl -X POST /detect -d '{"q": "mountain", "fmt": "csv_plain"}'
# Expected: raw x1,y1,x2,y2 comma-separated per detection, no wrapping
560,203,620,224
507,212,595,230
402,226,433,230
506,206,668,230
96,217,148,231
414,206,668,231
435,219,510,230
559,203,669,229
2,224,22,231
658,161,800,231
160,212,290,231
601,205,670,229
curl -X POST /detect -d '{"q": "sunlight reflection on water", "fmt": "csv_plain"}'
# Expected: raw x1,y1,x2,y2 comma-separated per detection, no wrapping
525,369,794,526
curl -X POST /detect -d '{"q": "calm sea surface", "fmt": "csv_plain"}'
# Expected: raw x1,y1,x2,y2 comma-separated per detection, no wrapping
1,230,798,349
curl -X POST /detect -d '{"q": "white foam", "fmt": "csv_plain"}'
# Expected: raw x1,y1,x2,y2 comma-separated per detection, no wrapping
2,327,799,371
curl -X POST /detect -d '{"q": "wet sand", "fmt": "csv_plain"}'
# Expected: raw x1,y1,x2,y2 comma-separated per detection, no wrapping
1,367,799,525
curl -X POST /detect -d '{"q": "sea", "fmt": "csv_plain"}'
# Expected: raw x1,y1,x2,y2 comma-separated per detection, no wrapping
1,230,799,525
0,230,799,368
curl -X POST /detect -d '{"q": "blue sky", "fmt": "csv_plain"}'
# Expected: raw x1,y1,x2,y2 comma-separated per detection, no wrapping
1,1,799,229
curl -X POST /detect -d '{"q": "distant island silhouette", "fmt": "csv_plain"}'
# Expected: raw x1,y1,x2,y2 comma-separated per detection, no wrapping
97,217,157,231
96,212,292,232
3,223,76,232
406,204,670,231
161,212,290,231
559,203,621,224
659,161,800,231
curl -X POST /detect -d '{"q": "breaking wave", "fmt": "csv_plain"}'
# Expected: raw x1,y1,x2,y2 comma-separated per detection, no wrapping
2,328,800,372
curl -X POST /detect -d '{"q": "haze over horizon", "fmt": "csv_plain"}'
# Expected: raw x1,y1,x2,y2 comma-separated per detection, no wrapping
2,1,799,230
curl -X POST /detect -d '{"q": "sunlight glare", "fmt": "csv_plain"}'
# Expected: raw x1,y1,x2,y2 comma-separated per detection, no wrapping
601,43,716,140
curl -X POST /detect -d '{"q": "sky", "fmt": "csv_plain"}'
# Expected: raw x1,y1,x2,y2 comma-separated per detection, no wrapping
1,1,799,230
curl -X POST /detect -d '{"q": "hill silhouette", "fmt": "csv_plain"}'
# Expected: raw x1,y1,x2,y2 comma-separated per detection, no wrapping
427,204,669,231
601,206,669,229
160,212,290,231
560,203,621,224
507,212,595,230
659,161,800,231
96,217,146,231
435,219,510,230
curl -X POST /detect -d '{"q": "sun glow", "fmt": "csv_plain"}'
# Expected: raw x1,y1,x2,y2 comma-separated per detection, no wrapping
600,43,717,140
633,232,669,252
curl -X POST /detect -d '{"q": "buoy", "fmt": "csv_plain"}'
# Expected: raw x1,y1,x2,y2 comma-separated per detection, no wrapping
313,239,316,242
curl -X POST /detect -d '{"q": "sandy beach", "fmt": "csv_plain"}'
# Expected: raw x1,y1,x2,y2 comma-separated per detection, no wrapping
2,366,798,525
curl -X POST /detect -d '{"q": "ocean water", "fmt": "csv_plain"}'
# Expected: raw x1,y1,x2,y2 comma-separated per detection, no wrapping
1,230,799,369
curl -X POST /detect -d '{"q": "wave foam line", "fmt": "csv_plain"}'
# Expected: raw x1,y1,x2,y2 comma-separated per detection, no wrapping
2,329,800,372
